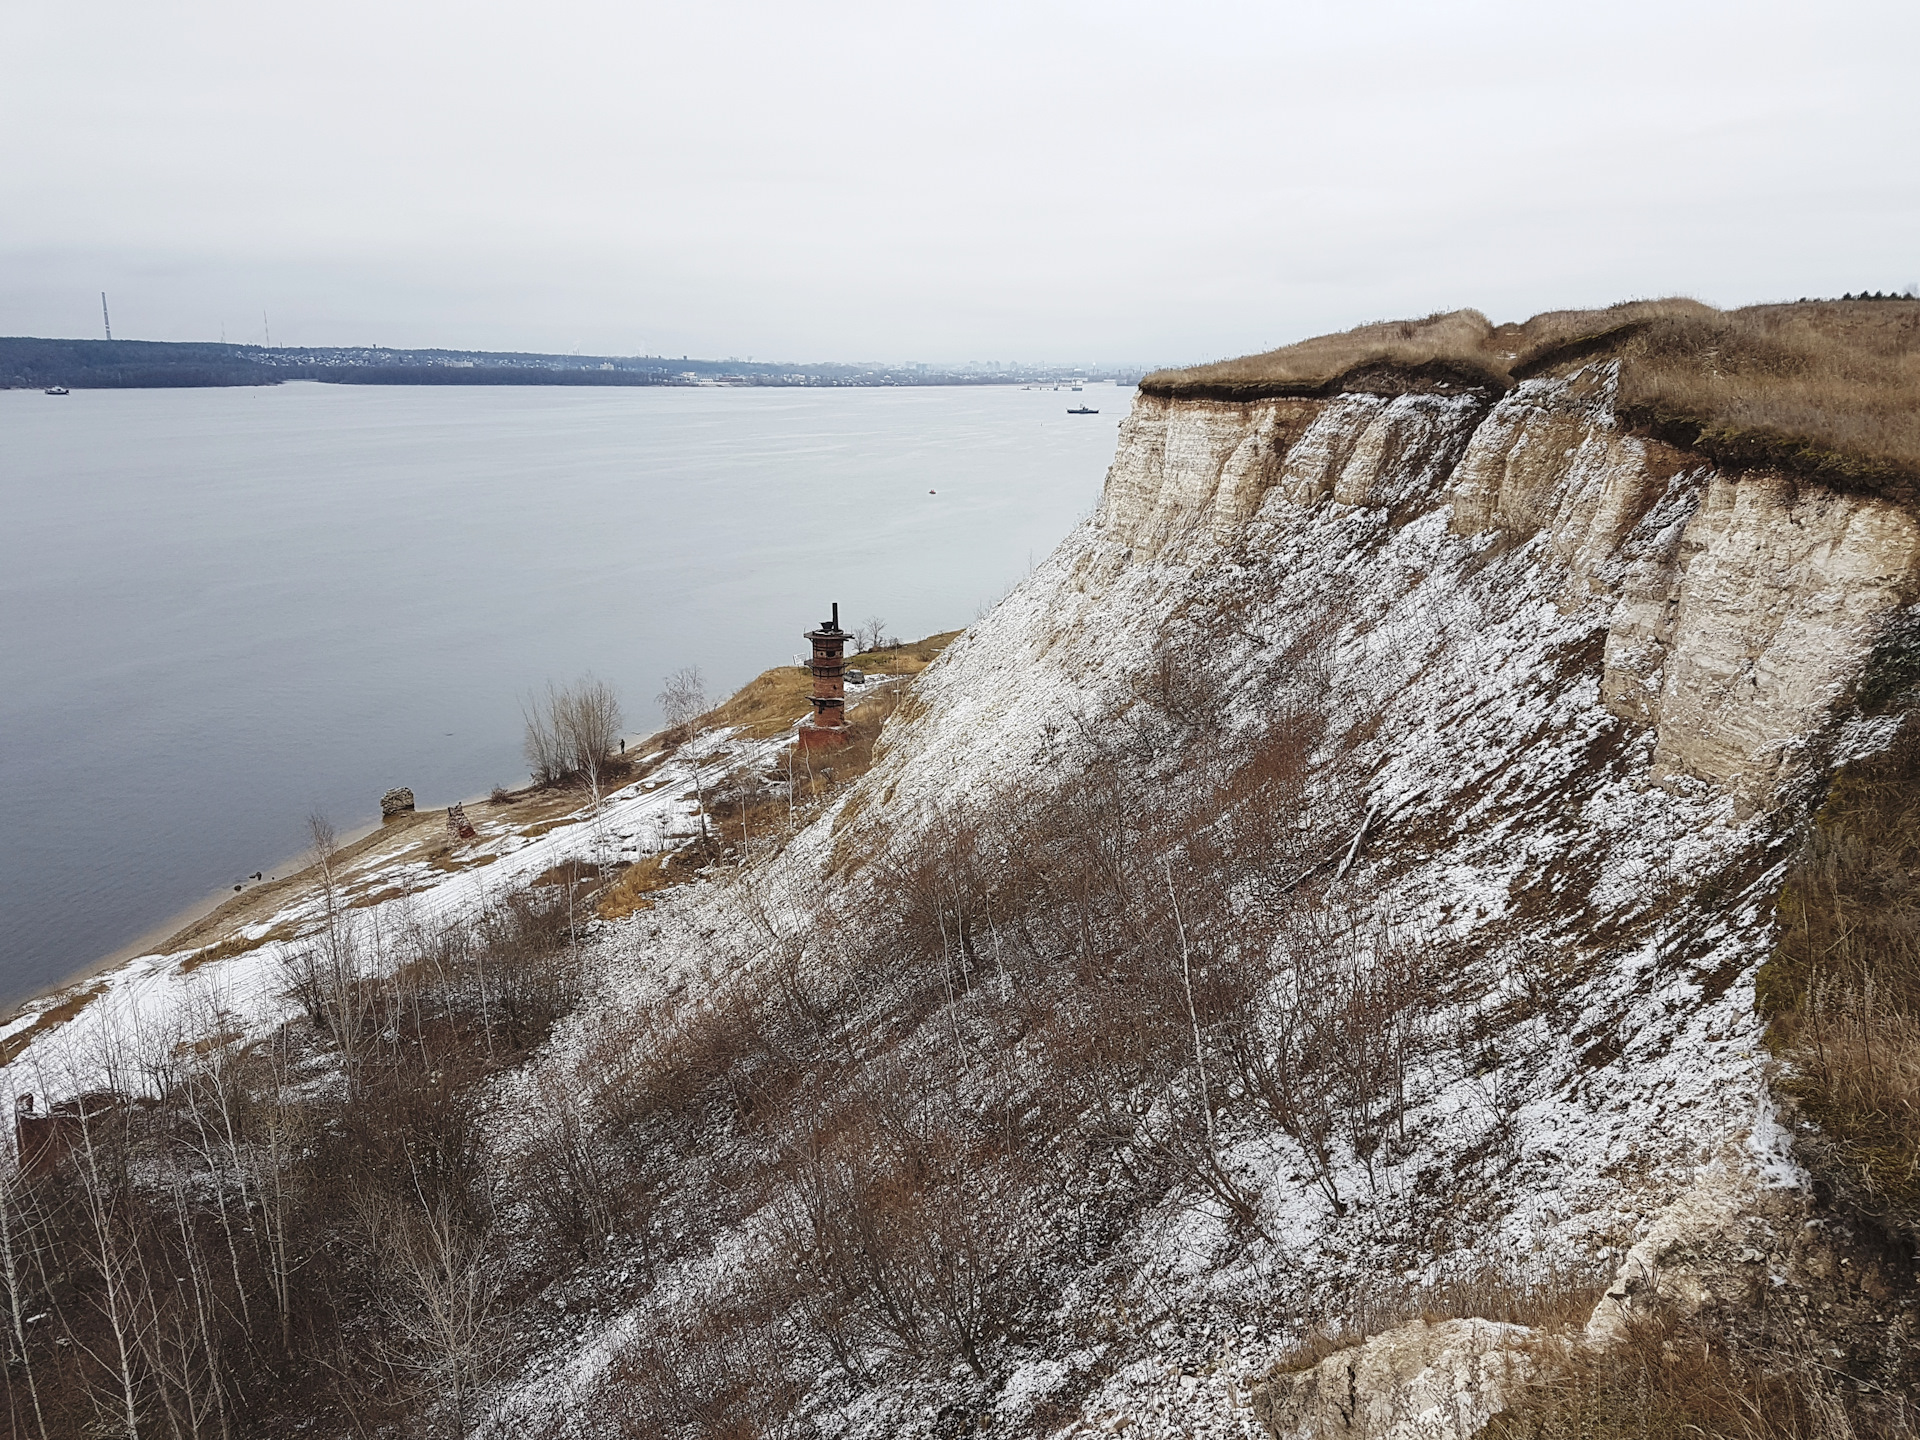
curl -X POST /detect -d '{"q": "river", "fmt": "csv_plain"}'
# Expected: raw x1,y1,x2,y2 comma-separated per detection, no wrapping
0,380,1123,1006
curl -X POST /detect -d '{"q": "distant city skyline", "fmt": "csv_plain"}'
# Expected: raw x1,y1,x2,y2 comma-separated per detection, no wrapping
5,1,1916,367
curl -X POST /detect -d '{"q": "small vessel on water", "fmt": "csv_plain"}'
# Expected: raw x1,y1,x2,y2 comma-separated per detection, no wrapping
1067,405,1098,415
43,386,69,395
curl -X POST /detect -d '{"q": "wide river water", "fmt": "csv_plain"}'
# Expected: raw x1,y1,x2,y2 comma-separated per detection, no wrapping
0,381,1125,1008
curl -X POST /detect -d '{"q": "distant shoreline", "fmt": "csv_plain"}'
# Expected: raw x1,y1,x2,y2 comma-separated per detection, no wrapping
1,336,1145,393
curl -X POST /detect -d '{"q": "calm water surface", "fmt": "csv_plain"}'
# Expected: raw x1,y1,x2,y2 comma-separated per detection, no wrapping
0,382,1124,1005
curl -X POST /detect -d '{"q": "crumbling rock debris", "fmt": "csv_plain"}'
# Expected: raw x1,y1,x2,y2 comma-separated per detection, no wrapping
1584,1147,1805,1345
1250,1318,1532,1440
1248,1140,1918,1440
380,786,415,819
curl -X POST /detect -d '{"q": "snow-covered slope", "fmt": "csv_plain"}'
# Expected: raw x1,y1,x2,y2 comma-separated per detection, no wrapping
0,728,776,1088
495,364,1918,1436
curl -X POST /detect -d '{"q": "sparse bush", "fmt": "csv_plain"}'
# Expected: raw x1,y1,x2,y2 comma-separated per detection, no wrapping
516,1066,634,1256
584,1282,809,1440
775,1097,1042,1378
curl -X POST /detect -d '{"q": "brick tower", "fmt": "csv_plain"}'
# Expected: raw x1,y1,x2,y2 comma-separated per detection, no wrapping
799,602,851,752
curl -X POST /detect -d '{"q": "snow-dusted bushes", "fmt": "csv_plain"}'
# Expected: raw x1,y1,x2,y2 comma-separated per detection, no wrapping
0,884,592,1438
774,1092,1044,1379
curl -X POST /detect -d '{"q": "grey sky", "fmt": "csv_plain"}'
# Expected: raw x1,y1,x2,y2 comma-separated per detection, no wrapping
4,0,1916,365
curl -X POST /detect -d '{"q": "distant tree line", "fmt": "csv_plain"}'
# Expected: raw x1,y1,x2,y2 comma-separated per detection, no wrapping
0,339,276,389
1,338,1133,392
1796,290,1920,303
0,340,696,392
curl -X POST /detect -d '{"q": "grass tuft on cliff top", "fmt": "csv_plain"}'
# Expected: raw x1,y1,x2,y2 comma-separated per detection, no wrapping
1143,297,1920,490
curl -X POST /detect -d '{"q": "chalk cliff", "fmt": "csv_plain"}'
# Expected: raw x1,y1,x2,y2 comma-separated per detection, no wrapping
436,340,1920,1437
786,357,1920,1434
1091,366,1919,806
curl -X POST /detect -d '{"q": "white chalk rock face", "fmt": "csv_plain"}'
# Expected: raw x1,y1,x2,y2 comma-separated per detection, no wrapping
1644,473,1920,802
1448,366,1695,595
1095,361,1920,808
1250,1319,1532,1440
1103,395,1325,558
1329,393,1485,518
1278,394,1381,508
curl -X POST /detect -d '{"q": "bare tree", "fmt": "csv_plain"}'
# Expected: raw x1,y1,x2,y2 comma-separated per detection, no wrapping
307,809,339,906
522,697,562,787
657,665,707,734
365,1195,502,1438
523,676,624,789
658,667,713,853
858,616,887,654
0,1126,52,1440
285,813,381,1074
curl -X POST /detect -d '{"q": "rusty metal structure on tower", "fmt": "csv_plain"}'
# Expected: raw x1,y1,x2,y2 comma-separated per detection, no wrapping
799,602,851,752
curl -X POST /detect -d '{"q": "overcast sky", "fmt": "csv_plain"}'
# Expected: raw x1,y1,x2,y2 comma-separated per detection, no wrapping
4,0,1916,366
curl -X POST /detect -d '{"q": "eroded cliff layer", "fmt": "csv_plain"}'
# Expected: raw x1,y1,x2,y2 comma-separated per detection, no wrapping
1089,366,1919,807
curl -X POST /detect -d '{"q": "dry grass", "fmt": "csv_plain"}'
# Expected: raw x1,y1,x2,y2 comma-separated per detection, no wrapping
1761,727,1920,1225
594,852,687,920
1143,298,1920,489
694,631,962,743
1619,302,1920,489
1145,308,1515,400
179,919,305,971
847,629,963,677
511,816,581,841
700,665,817,739
426,850,501,873
347,884,422,910
1490,1317,1833,1440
